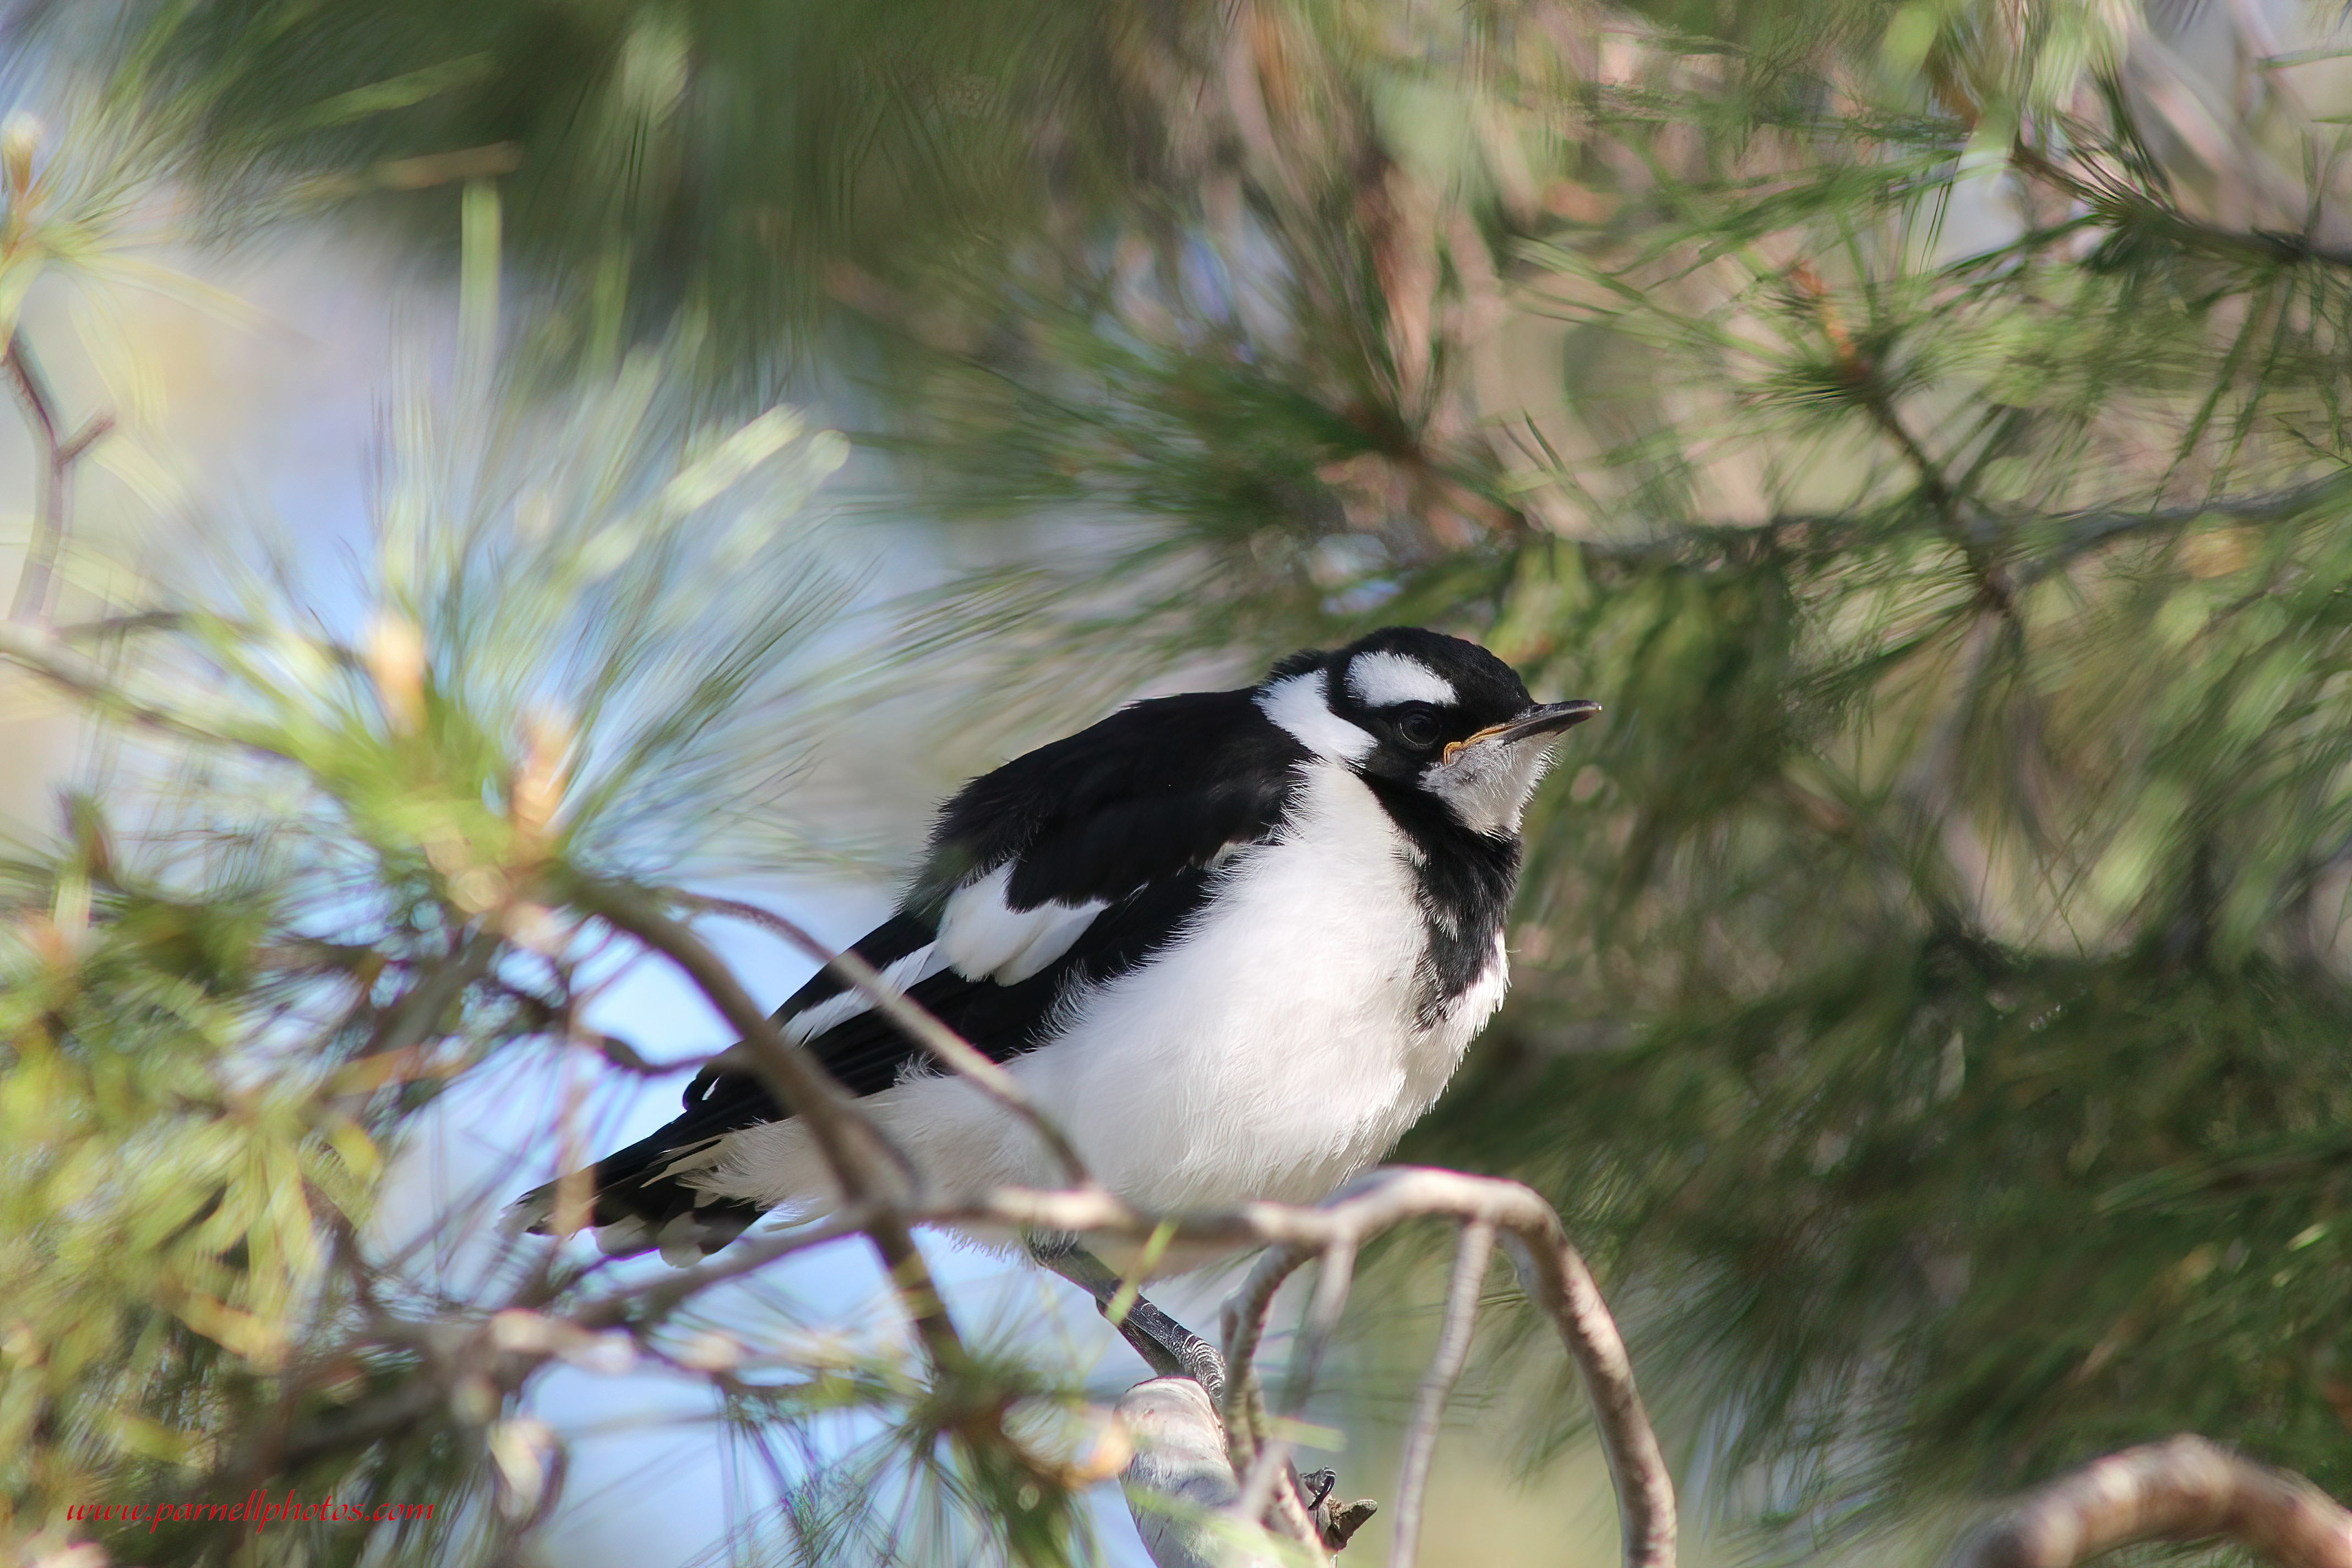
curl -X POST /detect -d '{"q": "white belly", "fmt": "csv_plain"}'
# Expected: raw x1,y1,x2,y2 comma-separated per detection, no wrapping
1022,761,1501,1210
703,761,1508,1253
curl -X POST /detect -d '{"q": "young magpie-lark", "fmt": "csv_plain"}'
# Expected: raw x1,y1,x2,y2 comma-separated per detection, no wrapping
511,627,1597,1386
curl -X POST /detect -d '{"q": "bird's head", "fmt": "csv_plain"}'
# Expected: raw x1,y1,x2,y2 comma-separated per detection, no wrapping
1256,627,1600,836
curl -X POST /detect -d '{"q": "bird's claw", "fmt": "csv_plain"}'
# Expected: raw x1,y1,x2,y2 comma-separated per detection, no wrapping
1296,1468,1377,1551
1294,1467,1377,1550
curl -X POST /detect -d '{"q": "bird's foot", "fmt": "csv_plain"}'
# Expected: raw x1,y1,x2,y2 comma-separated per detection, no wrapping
1294,1468,1378,1551
1107,1292,1227,1404
1028,1238,1228,1401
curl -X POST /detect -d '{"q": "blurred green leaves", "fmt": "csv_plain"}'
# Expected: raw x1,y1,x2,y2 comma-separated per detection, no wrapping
0,126,890,1558
28,0,2352,1558
64,0,1231,388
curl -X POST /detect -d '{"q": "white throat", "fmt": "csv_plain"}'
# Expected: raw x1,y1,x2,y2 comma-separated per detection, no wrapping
1420,737,1560,837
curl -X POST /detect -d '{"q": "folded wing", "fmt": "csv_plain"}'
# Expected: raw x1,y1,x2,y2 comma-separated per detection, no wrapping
510,687,1309,1259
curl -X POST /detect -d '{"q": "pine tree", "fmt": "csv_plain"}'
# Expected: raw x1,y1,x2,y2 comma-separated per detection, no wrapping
10,0,2352,1562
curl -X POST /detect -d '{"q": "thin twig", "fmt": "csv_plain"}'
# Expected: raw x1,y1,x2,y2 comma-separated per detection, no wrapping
2016,473,2352,583
2009,137,2352,271
1222,1237,1358,1546
576,1210,876,1328
1390,1219,1495,1568
0,618,292,760
259,1380,446,1477
478,972,676,1076
568,881,907,1191
360,927,502,1061
1950,1435,2352,1568
51,607,189,640
6,334,113,625
1500,1226,1675,1568
1787,263,2018,621
684,891,1096,1189
566,880,969,1376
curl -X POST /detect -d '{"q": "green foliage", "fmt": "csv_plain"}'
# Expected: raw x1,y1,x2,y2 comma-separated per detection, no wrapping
34,0,2352,1559
61,0,1227,391
870,0,2352,1542
0,112,1113,1557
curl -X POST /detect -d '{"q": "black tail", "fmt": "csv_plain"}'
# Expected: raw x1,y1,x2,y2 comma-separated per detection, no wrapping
505,1103,768,1261
505,910,945,1261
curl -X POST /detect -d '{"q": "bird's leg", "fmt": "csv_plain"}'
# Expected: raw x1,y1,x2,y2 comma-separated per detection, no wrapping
1026,1237,1226,1401
1032,1240,1376,1547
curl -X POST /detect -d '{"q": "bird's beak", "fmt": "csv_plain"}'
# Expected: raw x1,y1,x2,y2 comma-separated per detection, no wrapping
1441,700,1602,764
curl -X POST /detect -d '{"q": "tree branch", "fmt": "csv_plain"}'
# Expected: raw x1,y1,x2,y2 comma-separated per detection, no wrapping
2007,137,2352,273
0,617,293,760
235,1159,1662,1568
2016,474,2352,582
1119,1378,1284,1568
6,333,113,627
564,880,970,1376
979,1168,1674,1568
1950,1435,2352,1568
1787,263,2018,621
1389,1218,1494,1567
1221,1233,1357,1550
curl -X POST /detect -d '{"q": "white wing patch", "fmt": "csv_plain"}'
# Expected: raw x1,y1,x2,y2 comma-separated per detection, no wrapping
782,942,952,1042
1346,650,1458,709
1255,668,1375,762
938,863,1108,983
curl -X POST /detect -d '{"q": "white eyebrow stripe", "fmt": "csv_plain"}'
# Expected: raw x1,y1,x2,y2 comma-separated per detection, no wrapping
1255,668,1376,762
1346,651,1458,708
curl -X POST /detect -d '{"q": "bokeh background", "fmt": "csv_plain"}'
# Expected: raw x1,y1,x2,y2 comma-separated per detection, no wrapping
6,0,2352,1563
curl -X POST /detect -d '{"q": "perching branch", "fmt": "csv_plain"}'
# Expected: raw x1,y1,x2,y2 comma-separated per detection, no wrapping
1950,1436,2352,1568
239,879,1670,1568
976,1169,1674,1568
469,894,1667,1566
1119,1378,1284,1568
6,333,113,626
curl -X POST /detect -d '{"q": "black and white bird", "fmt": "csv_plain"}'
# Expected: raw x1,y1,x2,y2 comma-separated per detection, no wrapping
511,627,1596,1378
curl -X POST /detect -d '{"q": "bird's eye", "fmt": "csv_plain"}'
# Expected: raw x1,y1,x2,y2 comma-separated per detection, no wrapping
1395,707,1441,748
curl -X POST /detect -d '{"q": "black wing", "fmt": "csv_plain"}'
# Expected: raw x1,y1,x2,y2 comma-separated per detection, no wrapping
525,687,1307,1248
911,687,1309,913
